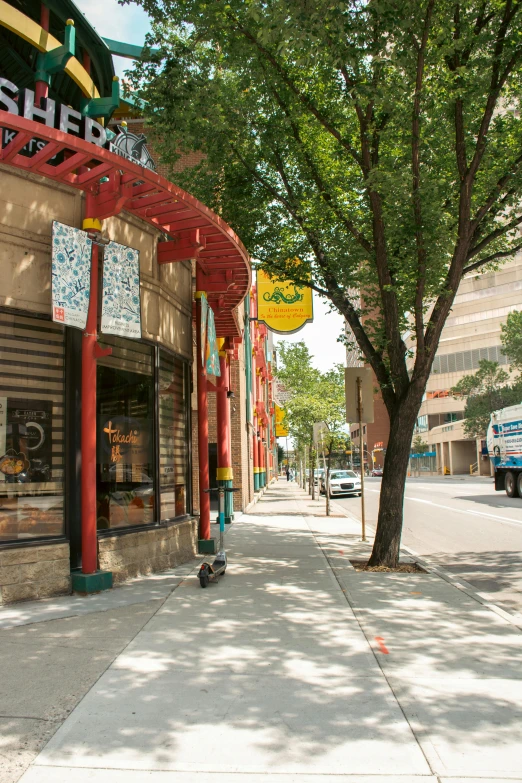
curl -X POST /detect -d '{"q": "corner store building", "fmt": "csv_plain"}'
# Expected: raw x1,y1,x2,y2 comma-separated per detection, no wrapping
0,0,251,602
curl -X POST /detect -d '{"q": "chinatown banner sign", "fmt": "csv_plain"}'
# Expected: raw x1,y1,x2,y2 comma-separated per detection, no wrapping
275,404,289,437
101,241,141,339
200,293,208,366
51,221,92,329
205,302,221,377
256,269,313,334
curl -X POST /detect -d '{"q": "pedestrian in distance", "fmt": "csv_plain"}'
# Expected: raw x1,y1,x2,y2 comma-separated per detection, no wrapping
286,467,290,481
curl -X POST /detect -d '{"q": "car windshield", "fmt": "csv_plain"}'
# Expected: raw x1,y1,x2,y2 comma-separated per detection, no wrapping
330,471,357,480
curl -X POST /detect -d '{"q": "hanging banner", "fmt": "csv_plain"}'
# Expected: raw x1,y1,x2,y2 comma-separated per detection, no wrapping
257,269,313,334
101,241,141,339
200,293,208,367
275,404,289,437
51,221,92,329
205,303,221,377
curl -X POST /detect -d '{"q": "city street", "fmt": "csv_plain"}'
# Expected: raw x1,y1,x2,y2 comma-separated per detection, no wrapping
335,477,522,615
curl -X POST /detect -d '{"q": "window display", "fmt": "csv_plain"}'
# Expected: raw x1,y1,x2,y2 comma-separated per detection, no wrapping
96,336,155,530
0,314,65,541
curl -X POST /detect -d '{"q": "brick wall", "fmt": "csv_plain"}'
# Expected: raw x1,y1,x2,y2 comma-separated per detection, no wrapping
98,518,198,585
109,118,205,181
0,543,70,605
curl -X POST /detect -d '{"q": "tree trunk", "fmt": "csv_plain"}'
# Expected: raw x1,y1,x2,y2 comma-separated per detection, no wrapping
368,393,422,568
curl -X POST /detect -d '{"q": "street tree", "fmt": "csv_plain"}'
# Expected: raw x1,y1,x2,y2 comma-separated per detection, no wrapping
275,341,346,494
127,0,522,565
451,360,521,438
411,435,429,454
501,311,522,372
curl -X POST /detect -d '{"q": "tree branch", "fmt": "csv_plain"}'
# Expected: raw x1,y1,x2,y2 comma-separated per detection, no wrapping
228,13,363,167
469,213,522,258
471,150,522,230
463,243,522,274
467,0,519,182
412,0,435,361
267,83,374,254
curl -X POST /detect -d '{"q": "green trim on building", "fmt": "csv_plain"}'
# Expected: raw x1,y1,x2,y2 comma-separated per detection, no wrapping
71,568,113,594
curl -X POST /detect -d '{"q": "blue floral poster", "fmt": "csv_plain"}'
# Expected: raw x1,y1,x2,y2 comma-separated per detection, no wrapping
206,303,221,377
51,221,92,329
101,241,141,339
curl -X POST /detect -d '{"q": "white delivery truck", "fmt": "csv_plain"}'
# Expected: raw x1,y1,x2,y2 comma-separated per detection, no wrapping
486,403,522,497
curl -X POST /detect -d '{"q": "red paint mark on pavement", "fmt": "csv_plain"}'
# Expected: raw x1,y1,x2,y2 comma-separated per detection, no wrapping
375,636,389,654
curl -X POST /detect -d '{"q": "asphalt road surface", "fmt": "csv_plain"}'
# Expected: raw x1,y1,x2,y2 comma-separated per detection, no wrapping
334,476,522,616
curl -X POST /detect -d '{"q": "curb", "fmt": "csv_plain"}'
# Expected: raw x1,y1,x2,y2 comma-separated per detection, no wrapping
326,497,522,633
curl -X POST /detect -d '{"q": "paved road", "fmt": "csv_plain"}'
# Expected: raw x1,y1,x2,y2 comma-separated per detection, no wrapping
334,476,522,615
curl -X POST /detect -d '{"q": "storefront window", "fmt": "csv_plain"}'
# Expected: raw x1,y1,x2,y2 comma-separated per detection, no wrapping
0,314,65,541
159,350,188,519
96,336,155,530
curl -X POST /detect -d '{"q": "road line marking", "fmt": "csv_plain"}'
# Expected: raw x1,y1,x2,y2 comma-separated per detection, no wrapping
368,492,522,526
464,509,522,525
375,636,389,654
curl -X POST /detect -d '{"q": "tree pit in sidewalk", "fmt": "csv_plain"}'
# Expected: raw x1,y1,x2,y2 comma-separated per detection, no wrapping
350,560,427,573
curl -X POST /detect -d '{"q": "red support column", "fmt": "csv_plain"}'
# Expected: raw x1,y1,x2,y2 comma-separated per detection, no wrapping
81,206,101,574
195,279,210,542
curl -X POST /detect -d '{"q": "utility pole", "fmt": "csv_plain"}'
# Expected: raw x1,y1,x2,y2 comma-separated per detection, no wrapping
356,375,367,542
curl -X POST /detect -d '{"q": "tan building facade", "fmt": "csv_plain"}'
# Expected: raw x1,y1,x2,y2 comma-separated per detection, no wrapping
0,164,197,603
409,257,522,475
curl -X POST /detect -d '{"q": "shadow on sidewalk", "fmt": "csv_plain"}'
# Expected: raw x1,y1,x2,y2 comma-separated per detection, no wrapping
23,480,522,777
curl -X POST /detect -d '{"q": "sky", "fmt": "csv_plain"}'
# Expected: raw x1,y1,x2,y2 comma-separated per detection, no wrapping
74,0,347,374
74,0,152,78
272,295,346,373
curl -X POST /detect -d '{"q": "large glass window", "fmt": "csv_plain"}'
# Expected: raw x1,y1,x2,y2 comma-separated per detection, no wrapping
0,314,65,541
96,336,155,530
159,350,189,519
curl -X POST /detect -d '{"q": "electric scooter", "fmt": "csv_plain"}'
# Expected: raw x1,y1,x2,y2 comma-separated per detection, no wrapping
198,486,238,588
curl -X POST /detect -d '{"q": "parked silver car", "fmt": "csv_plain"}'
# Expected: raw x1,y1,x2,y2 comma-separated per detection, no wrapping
320,470,361,497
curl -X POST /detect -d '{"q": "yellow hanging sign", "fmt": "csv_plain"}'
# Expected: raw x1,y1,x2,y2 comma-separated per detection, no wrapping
257,269,313,334
275,404,289,437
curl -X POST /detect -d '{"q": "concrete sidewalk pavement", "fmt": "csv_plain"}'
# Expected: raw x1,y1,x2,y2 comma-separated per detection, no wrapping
3,479,522,783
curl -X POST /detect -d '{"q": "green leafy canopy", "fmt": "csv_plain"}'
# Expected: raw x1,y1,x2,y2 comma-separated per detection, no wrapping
451,359,522,438
275,341,347,452
122,0,522,565
124,0,522,418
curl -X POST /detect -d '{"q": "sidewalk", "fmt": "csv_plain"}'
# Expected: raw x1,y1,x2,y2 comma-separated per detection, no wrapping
2,479,521,782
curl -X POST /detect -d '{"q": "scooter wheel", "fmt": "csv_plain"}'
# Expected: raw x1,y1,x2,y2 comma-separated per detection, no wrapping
199,574,210,588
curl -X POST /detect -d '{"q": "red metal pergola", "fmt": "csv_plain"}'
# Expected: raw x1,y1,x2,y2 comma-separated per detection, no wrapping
1,110,251,574
0,112,251,336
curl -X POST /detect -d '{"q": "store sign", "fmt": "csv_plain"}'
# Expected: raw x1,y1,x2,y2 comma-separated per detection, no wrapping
110,125,156,171
99,416,151,467
274,381,292,405
0,77,156,171
257,269,313,334
101,241,141,339
275,404,289,437
51,221,92,329
1,78,107,146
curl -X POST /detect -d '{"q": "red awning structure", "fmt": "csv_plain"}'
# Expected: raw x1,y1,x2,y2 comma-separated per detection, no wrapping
0,111,251,336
